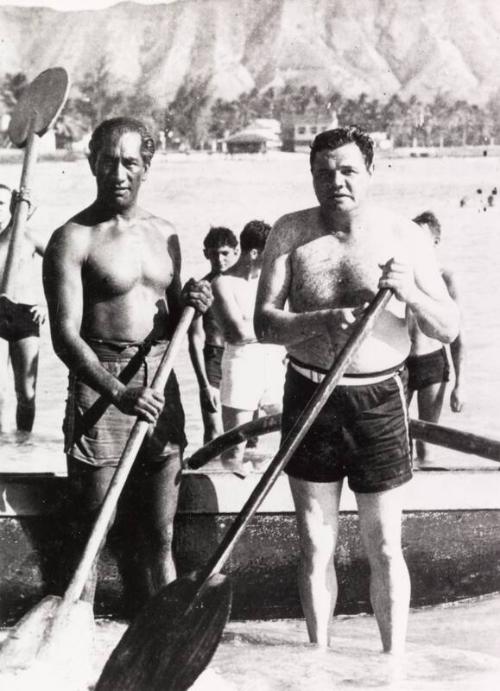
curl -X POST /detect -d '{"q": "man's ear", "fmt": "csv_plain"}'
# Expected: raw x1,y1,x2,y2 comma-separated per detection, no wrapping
141,162,150,181
249,248,259,261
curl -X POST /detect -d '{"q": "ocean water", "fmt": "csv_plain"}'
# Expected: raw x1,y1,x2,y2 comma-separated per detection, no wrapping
1,151,500,468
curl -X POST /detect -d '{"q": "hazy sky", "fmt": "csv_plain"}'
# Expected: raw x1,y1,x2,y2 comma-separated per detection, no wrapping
0,0,171,10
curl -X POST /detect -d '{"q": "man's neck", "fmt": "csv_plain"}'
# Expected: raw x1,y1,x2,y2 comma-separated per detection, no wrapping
233,254,260,279
91,199,139,224
319,206,365,238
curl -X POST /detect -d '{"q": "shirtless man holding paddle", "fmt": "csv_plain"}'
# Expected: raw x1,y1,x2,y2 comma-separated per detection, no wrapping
254,127,459,654
43,117,212,607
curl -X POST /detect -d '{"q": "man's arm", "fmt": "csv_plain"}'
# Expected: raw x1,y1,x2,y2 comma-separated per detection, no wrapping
254,216,347,346
43,224,163,423
188,314,218,413
443,269,466,412
165,228,213,330
379,226,459,344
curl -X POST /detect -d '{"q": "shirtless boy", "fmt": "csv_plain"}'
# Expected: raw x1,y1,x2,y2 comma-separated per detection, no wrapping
0,183,45,433
43,117,212,605
212,220,285,478
407,211,466,465
188,226,238,443
254,127,459,653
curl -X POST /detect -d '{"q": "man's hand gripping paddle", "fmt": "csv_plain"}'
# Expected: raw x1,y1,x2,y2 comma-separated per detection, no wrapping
0,307,196,690
95,289,393,691
0,67,69,299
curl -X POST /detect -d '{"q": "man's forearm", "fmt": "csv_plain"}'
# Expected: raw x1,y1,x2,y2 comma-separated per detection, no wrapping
408,292,459,344
53,333,126,403
255,307,330,346
450,335,465,384
188,333,211,390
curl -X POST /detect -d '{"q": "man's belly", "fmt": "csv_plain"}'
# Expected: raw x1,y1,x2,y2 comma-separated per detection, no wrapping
288,307,411,374
82,294,170,343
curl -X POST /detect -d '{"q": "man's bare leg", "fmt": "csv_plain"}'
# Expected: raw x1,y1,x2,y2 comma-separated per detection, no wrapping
289,476,343,647
0,340,10,432
140,455,182,593
221,405,253,477
356,485,410,655
10,336,39,433
416,381,446,464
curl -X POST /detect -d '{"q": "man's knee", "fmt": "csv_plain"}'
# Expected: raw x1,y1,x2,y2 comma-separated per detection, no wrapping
365,533,404,572
15,384,36,404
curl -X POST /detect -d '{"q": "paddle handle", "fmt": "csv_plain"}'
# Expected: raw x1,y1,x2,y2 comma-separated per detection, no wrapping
0,123,39,297
204,289,392,579
63,306,196,605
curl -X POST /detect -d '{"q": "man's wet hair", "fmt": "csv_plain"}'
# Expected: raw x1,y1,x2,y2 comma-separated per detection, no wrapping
240,220,271,253
88,117,156,167
413,210,441,241
309,126,374,170
203,226,238,250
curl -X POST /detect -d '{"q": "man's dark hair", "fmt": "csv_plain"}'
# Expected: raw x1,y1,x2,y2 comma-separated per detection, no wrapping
88,117,156,167
203,226,238,250
413,210,441,240
240,220,271,253
309,126,374,170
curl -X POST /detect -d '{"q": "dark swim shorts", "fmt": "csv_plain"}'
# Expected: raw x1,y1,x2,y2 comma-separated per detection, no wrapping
203,343,224,388
0,295,40,342
282,363,412,493
406,347,450,392
63,340,187,467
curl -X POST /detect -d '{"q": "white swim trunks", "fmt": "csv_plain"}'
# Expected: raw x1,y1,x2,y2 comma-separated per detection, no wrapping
220,342,285,411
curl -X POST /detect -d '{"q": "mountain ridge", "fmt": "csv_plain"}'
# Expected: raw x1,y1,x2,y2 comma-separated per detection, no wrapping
0,0,498,105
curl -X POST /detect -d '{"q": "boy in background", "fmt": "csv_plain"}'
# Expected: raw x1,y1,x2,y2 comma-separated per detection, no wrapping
407,211,466,465
189,227,238,443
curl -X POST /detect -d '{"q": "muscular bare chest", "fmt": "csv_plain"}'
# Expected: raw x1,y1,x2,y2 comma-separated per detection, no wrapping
84,226,173,298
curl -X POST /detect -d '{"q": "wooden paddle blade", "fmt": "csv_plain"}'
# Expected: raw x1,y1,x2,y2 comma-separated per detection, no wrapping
0,596,59,671
8,67,70,147
0,595,93,689
96,573,232,691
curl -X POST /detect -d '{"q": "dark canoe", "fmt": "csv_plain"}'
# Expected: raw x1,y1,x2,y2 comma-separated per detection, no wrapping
1,416,499,625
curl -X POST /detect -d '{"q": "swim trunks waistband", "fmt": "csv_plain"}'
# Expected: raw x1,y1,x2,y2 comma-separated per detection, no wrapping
288,355,406,386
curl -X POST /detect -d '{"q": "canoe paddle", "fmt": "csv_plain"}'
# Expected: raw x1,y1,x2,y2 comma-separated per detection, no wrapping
188,414,500,468
0,67,69,299
95,288,392,691
0,307,196,690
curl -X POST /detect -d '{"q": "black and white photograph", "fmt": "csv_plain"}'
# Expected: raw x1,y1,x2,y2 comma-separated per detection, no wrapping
0,1,499,688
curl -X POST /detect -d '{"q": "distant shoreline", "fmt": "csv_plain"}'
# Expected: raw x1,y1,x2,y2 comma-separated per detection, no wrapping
1,144,500,165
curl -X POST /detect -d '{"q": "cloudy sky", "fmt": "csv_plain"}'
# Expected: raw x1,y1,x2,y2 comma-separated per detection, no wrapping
0,0,171,9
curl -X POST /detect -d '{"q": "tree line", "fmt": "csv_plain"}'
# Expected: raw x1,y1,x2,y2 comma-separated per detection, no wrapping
2,62,500,150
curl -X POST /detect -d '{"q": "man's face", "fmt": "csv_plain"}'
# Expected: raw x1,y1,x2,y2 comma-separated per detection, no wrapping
204,244,238,274
0,188,12,231
90,131,148,211
311,143,373,213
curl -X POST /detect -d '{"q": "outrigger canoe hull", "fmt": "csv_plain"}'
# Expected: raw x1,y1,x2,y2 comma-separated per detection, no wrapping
1,465,500,624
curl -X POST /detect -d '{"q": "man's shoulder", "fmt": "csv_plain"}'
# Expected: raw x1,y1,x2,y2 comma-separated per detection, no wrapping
274,207,318,231
140,209,176,237
269,207,319,253
46,213,94,256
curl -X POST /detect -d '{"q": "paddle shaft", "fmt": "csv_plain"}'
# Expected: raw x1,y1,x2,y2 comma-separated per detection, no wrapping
0,120,39,297
63,307,196,605
203,289,392,580
189,414,500,468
